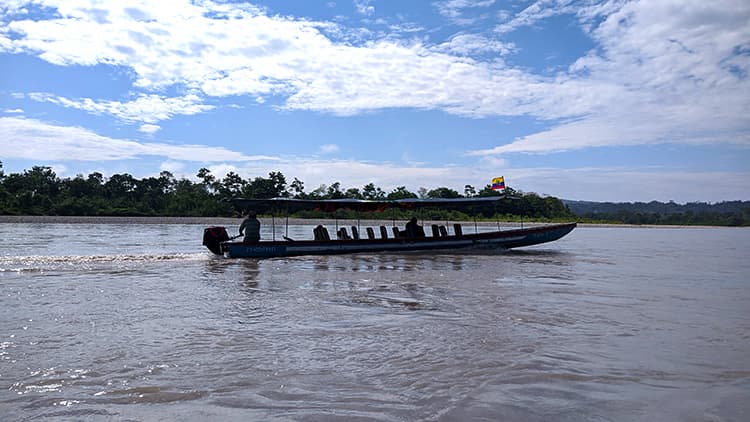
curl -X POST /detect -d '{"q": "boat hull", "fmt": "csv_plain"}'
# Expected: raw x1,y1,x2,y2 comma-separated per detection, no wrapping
216,223,576,258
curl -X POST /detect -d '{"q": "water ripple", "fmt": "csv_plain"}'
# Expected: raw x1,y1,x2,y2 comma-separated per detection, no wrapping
1,223,749,421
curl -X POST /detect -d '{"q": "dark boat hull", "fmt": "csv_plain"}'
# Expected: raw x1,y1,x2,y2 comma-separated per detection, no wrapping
215,223,576,258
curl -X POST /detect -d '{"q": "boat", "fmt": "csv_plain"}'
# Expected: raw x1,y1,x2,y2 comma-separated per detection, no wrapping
202,197,576,258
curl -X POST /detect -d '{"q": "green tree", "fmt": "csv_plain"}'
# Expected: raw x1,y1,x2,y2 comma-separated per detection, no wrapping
268,171,288,198
103,173,138,213
0,161,8,213
289,177,305,198
165,178,227,216
386,186,417,200
345,187,363,199
219,172,246,198
105,173,136,198
427,186,461,198
197,168,218,193
159,171,176,194
242,172,289,199
327,182,346,199
134,174,174,214
244,176,274,199
477,184,504,197
3,166,61,214
362,182,385,200
57,174,103,215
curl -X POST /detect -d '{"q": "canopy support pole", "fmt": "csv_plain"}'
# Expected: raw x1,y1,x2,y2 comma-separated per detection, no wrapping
496,203,500,231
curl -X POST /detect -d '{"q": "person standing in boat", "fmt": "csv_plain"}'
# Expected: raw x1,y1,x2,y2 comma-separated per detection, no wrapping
405,217,425,238
239,211,261,243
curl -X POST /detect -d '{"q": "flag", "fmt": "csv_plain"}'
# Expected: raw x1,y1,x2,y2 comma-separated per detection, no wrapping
491,176,505,190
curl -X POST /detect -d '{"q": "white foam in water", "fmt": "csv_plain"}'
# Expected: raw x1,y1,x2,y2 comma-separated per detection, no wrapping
0,253,209,273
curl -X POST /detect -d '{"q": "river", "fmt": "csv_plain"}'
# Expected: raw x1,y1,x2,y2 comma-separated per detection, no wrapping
1,220,748,421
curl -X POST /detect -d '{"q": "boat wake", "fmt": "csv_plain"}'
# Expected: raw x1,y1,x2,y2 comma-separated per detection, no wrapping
0,253,208,273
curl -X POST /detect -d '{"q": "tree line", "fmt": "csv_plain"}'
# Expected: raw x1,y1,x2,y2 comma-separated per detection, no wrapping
2,163,746,225
564,200,750,226
0,163,573,221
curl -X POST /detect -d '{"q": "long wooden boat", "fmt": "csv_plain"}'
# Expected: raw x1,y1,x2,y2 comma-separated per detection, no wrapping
203,197,576,258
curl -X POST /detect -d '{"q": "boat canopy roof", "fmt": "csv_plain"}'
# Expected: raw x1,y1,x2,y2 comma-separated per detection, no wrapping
231,195,513,213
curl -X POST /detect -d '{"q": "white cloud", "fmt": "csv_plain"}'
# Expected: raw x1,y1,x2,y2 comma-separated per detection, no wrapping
3,1,535,118
494,0,578,34
434,0,497,25
1,0,748,154
138,123,161,134
27,92,213,124
472,0,750,154
0,117,279,162
204,163,241,180
48,162,67,177
354,0,375,16
159,160,186,174
436,33,515,56
477,155,508,168
469,103,750,155
319,143,340,154
3,108,24,113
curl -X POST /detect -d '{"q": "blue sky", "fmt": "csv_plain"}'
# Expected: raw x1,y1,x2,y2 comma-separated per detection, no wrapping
1,0,748,203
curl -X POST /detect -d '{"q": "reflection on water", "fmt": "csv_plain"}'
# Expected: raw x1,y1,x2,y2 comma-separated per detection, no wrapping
239,260,260,290
206,252,505,279
1,223,749,421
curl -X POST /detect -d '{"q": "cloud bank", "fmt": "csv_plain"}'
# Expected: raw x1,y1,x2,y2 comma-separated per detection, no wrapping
1,116,746,203
0,0,746,154
0,117,277,162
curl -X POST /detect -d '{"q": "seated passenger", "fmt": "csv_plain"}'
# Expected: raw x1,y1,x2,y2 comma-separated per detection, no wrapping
405,217,426,238
313,225,330,241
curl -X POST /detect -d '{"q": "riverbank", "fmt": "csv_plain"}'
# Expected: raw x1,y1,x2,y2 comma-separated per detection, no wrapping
0,215,733,229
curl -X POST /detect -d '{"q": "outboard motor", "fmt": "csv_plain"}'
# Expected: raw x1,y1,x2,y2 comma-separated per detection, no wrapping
203,226,229,255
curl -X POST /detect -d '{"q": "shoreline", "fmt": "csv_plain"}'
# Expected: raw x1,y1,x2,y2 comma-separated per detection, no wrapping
0,215,737,229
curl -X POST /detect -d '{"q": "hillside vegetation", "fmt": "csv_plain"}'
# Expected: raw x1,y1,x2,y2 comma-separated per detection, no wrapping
565,200,749,226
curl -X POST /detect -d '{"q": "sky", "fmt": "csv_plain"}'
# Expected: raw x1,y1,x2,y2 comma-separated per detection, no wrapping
1,0,749,203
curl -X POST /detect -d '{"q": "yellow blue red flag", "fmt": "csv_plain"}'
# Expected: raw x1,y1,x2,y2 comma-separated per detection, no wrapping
491,176,505,190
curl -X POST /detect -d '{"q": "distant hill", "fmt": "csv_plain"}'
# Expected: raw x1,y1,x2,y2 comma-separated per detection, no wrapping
563,200,750,226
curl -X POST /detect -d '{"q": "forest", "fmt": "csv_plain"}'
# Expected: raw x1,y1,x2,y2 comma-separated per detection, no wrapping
0,163,747,226
0,164,572,221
